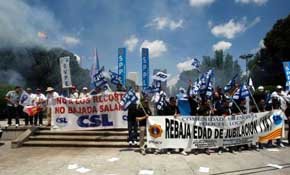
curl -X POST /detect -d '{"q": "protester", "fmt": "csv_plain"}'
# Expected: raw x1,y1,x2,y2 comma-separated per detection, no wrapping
90,87,102,96
70,85,79,99
33,88,46,126
79,87,90,98
24,88,35,126
285,101,290,145
136,97,152,155
127,102,138,146
187,81,198,115
46,87,59,126
5,86,22,127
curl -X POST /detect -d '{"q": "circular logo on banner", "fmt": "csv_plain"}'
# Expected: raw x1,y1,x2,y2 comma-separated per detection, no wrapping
272,115,282,125
149,124,163,138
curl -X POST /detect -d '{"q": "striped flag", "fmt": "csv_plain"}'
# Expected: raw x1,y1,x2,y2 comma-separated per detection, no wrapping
233,84,250,100
23,106,40,117
92,66,108,89
120,88,138,110
109,70,121,85
224,74,238,92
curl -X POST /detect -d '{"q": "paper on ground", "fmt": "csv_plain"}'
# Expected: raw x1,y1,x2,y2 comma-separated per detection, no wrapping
138,169,154,175
76,167,91,173
266,164,283,169
107,157,120,162
266,148,280,152
68,164,78,170
199,167,210,173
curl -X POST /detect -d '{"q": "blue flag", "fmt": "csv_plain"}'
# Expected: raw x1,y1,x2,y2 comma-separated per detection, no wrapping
109,70,121,85
233,84,250,100
191,58,200,71
120,88,138,110
224,74,238,92
92,66,107,89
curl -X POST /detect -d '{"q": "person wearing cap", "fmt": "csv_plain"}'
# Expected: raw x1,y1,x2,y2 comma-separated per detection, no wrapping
79,87,90,98
70,85,79,99
46,87,59,126
136,97,152,155
4,86,22,127
33,88,46,126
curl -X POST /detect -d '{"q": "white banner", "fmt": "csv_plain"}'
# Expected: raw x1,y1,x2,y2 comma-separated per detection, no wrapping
51,92,128,131
60,56,72,88
147,110,285,149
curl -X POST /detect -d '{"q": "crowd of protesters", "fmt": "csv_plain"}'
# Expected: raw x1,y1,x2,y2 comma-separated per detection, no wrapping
127,82,290,155
3,82,290,156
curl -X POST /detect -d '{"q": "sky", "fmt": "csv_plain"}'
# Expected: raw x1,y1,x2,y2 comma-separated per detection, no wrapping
0,0,290,86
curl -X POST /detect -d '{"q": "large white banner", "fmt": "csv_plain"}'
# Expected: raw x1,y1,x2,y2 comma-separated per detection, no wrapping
147,110,285,149
59,56,72,88
51,92,128,131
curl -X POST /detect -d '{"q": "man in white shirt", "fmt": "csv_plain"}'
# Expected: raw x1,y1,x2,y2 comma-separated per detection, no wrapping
70,85,79,99
24,88,36,125
34,88,47,125
5,86,22,126
46,87,59,126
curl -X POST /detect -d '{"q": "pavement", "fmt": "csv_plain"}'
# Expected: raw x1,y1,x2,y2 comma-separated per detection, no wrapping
0,141,290,175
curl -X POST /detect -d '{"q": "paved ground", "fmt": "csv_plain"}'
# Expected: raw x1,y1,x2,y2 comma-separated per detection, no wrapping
0,141,290,175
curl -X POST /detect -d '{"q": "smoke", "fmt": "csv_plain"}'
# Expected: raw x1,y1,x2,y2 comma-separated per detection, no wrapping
0,69,26,86
0,0,73,48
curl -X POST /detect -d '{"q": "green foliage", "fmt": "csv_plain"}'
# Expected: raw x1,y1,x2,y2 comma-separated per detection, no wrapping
0,84,14,115
0,47,90,92
249,14,290,86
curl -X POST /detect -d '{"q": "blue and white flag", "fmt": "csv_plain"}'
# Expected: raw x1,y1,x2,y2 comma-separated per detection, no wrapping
109,70,121,85
120,88,138,110
156,92,167,110
199,69,214,96
191,58,200,71
152,72,169,82
92,66,108,89
224,74,238,92
233,84,250,100
143,80,161,94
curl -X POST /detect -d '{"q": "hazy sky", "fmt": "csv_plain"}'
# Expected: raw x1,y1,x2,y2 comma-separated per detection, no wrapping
1,0,289,85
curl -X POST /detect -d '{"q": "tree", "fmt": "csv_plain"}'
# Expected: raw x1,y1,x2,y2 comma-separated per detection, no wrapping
0,47,90,91
249,14,290,86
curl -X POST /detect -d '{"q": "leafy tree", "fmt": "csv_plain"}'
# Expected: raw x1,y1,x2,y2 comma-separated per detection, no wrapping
249,14,290,86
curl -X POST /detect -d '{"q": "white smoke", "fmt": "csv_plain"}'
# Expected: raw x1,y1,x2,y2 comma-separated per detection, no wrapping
0,69,26,86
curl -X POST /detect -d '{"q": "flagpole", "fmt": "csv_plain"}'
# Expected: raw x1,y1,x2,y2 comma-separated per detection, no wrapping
230,88,243,114
247,86,260,113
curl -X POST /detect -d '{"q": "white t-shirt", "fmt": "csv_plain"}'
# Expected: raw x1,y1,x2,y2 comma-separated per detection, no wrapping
34,93,47,108
46,92,59,106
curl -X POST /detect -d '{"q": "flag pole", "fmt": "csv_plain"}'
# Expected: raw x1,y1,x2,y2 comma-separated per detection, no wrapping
247,86,260,113
230,88,243,114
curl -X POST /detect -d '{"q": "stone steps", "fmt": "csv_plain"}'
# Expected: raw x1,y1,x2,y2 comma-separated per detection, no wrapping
29,135,129,142
20,128,141,148
22,140,138,148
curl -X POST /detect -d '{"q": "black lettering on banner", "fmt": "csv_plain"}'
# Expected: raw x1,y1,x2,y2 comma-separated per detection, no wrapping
165,118,170,139
174,120,179,138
